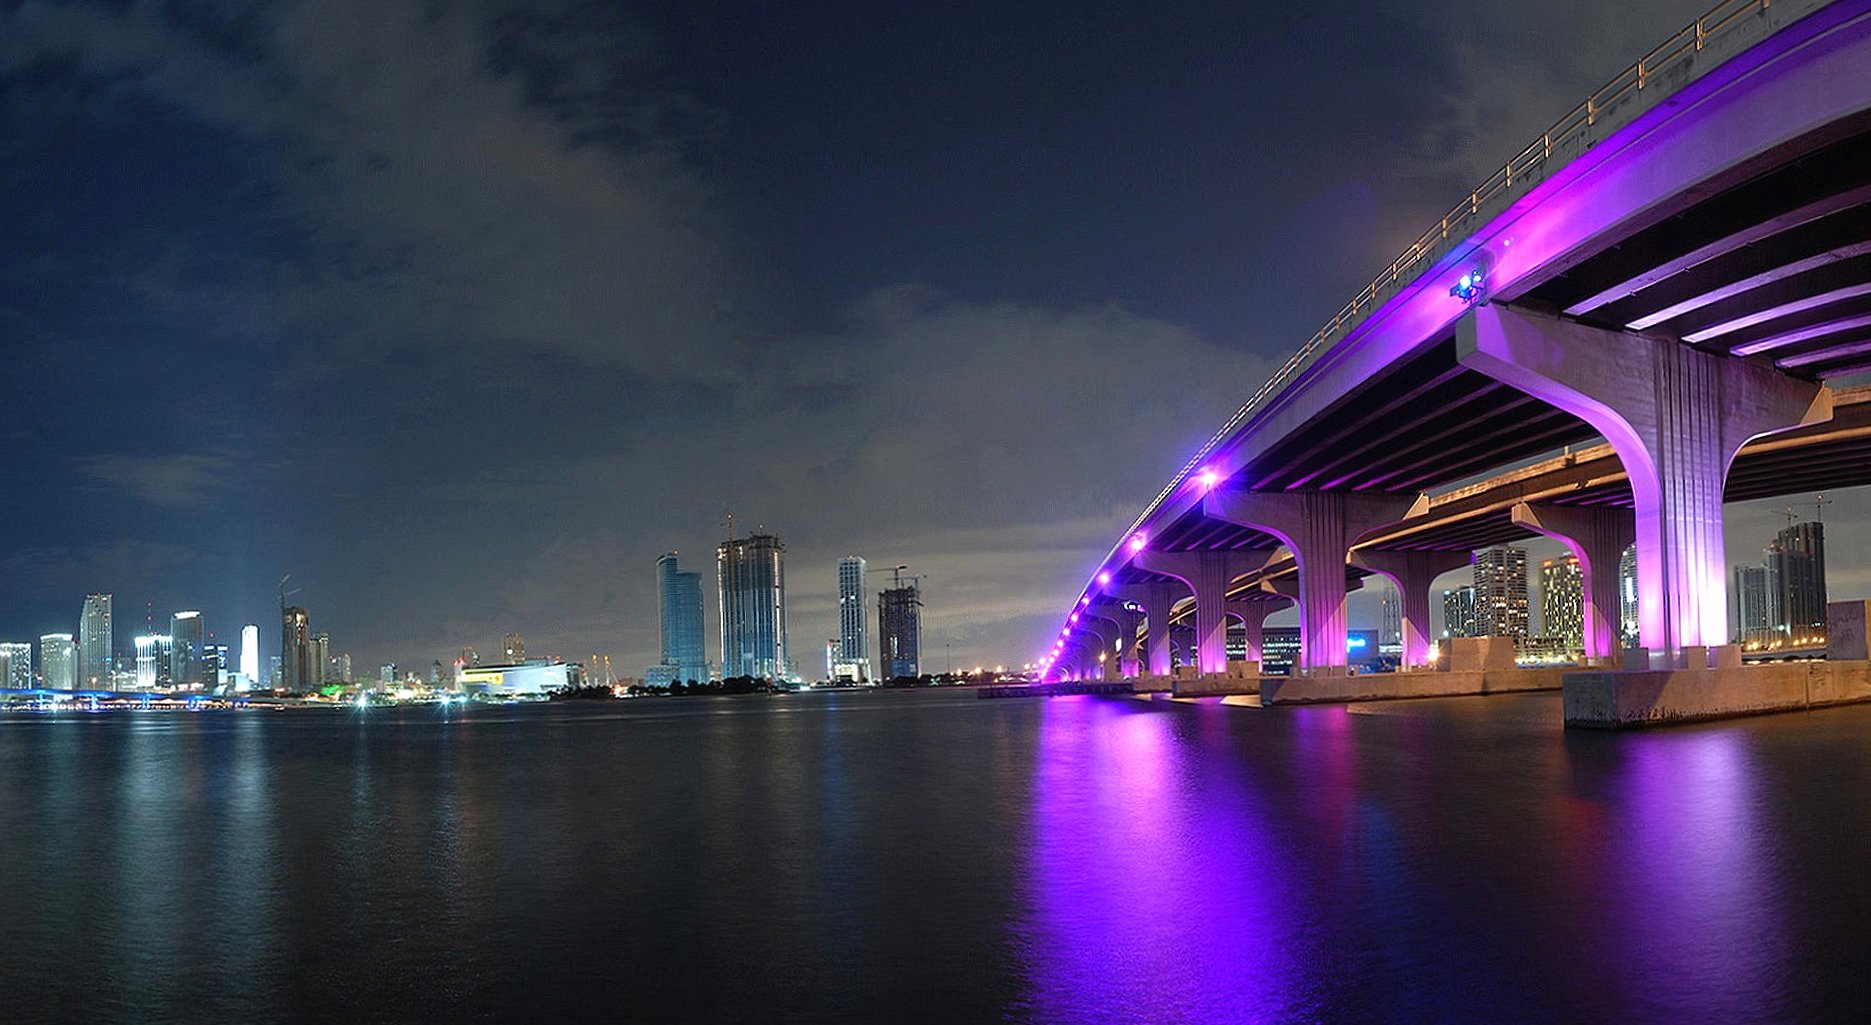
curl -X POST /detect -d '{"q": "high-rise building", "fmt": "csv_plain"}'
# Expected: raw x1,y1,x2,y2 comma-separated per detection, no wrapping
1733,564,1779,646
718,532,789,680
1769,520,1827,639
170,610,205,689
1540,555,1584,651
1379,584,1403,650
281,607,311,692
460,646,480,669
79,594,113,690
335,652,353,683
309,632,331,689
0,642,33,689
1618,544,1639,648
40,634,76,690
1473,546,1530,639
503,633,525,663
203,644,228,690
240,623,261,682
836,556,871,682
134,634,173,690
653,552,709,684
878,577,922,680
1441,586,1477,639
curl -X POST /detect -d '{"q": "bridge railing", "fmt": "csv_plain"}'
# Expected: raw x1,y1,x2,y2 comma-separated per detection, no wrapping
1119,0,1779,543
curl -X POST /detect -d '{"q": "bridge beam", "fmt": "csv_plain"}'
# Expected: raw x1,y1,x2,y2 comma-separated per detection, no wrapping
1225,593,1292,668
1108,582,1177,678
1349,549,1473,668
1086,602,1144,678
1459,304,1830,665
1129,549,1276,675
1511,502,1636,660
1205,489,1420,673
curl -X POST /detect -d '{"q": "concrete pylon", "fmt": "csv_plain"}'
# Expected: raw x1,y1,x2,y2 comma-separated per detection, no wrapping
1459,304,1830,665
1076,618,1120,679
1086,602,1144,678
1107,582,1177,677
1224,592,1292,666
1349,549,1473,668
1511,502,1636,660
1205,489,1420,673
1129,549,1275,675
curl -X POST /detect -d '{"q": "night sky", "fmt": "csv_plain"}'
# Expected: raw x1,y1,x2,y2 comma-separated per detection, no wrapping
3,0,1862,674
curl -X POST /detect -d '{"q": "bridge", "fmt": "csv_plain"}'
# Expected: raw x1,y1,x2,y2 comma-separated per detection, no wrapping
1041,0,1871,726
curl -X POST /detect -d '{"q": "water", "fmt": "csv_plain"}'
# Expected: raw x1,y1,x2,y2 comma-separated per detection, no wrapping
0,690,1867,1024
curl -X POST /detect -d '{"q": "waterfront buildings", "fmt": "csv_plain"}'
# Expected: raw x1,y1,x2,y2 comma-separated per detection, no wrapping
456,660,582,697
1539,555,1584,651
239,623,260,681
878,575,922,680
1618,544,1639,648
1473,546,1530,640
309,632,332,689
0,642,32,689
650,552,709,685
171,610,204,689
718,532,789,680
1441,586,1477,639
1769,519,1827,637
835,556,871,682
1733,564,1779,646
503,633,525,662
39,633,76,690
79,594,112,690
281,606,311,691
134,634,171,690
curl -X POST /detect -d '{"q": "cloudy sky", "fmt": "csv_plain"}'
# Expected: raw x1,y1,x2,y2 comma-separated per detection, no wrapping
3,0,1861,675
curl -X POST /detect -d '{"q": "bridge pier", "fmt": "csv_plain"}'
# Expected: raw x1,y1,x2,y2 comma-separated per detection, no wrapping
1205,489,1419,674
1349,549,1473,669
1087,602,1144,678
1459,304,1830,667
1109,582,1177,678
1225,592,1291,668
1127,550,1273,676
1511,501,1635,661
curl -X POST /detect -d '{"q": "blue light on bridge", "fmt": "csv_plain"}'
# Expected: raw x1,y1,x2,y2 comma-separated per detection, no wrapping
1449,268,1486,304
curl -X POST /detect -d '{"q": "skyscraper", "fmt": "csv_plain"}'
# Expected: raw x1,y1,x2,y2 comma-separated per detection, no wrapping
134,634,172,690
878,576,922,680
40,633,76,690
310,632,331,689
1473,547,1529,639
1441,587,1477,639
1380,584,1402,650
281,606,311,691
653,552,709,684
1540,555,1584,651
79,594,113,690
1618,544,1639,648
203,644,228,690
170,610,205,689
1769,520,1827,638
718,532,788,680
1733,564,1778,646
0,642,33,689
240,623,261,682
836,556,871,682
503,633,525,663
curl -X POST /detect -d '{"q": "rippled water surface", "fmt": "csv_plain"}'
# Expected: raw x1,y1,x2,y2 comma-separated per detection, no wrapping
1,690,1868,1024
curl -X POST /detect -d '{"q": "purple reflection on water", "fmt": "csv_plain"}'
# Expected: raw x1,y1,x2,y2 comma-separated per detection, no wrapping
1011,698,1317,1024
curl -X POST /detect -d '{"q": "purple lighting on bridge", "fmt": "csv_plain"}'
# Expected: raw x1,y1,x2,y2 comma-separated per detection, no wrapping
1097,571,1112,587
1127,533,1147,554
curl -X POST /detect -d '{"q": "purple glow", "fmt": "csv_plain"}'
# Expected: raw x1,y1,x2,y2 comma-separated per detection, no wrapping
1779,336,1871,369
1196,467,1219,490
1732,311,1871,356
1097,571,1112,587
1127,533,1146,554
1069,612,1080,624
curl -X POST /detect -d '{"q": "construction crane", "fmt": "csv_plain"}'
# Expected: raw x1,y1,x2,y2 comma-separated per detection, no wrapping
278,575,303,613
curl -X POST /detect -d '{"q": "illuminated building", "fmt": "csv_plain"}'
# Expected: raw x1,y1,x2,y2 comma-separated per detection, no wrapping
135,634,173,690
1770,520,1827,637
310,632,331,689
1540,555,1584,651
1733,564,1779,646
1441,586,1477,638
836,556,871,682
1473,546,1529,639
651,552,709,685
79,594,112,690
170,611,205,689
878,577,922,680
40,633,76,690
503,633,525,662
0,642,33,689
203,644,228,689
457,660,583,697
718,532,788,680
1618,544,1639,647
239,623,260,682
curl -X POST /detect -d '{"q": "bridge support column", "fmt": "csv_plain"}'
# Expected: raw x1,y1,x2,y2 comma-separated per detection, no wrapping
1225,593,1291,668
1130,550,1275,675
1088,603,1144,678
1511,502,1636,660
1459,304,1830,666
1206,490,1419,674
1110,583,1177,678
1078,618,1119,679
1349,550,1473,668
